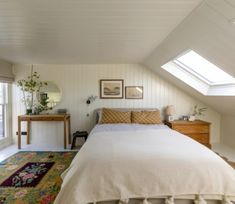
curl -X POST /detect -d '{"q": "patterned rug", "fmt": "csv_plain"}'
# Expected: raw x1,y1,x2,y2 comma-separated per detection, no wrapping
0,151,77,204
0,162,55,188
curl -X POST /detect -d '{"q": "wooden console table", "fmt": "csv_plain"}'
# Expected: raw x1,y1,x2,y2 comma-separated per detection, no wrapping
18,114,71,149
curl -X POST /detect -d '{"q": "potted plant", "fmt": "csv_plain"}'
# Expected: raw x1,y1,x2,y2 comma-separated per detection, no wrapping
189,105,207,121
17,66,47,115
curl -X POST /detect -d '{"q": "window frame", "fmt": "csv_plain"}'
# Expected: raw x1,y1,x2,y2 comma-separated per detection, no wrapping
161,50,235,96
172,50,235,86
0,83,10,139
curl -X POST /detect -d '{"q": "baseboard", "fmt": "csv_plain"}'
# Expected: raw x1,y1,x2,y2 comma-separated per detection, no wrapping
0,137,13,150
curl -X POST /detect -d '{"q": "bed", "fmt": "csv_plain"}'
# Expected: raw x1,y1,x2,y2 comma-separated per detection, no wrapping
54,109,235,204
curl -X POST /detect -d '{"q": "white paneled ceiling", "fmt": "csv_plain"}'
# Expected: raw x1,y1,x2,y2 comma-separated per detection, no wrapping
0,0,202,63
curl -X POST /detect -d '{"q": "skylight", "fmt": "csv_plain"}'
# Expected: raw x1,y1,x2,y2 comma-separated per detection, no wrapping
173,50,235,85
162,50,235,96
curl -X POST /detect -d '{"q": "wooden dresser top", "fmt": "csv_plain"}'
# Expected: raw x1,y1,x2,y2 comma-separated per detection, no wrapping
165,120,211,126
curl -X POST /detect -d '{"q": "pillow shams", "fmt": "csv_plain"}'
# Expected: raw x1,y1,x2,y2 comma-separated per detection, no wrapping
99,108,131,124
131,110,162,124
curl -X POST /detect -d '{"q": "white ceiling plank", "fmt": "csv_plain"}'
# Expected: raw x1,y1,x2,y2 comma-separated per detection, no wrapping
0,0,202,63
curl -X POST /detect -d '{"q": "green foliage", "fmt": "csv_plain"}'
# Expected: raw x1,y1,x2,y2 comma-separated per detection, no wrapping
17,72,47,94
193,104,207,116
17,66,48,113
34,94,52,114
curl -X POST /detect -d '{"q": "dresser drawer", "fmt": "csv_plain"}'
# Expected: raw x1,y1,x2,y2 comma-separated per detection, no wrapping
186,133,209,144
173,125,209,134
165,120,211,149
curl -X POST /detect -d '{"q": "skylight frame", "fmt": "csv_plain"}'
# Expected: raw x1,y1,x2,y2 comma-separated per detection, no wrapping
173,59,212,85
172,50,235,86
161,49,235,96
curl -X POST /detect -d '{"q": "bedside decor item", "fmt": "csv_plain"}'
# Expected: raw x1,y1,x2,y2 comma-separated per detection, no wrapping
100,79,124,99
17,65,48,115
182,115,189,121
189,115,196,121
189,105,207,121
166,105,176,122
57,109,67,114
86,95,98,104
125,86,143,99
193,104,207,116
71,131,88,149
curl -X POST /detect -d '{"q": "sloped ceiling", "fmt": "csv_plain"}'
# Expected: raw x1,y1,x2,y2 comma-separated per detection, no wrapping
0,0,202,64
143,0,235,115
1,0,234,115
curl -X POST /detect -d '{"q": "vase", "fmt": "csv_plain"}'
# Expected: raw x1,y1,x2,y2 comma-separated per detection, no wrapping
189,115,195,121
26,109,32,115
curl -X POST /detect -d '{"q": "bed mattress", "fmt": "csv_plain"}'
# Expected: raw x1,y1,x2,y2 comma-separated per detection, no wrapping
55,124,235,204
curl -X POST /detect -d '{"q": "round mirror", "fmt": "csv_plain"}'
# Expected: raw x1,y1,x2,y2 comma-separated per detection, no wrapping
39,82,62,109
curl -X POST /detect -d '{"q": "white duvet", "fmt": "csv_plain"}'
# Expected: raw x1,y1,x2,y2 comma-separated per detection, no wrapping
55,125,235,204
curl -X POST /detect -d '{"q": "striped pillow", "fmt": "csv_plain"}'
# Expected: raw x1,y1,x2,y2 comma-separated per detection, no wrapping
99,108,131,124
131,110,162,124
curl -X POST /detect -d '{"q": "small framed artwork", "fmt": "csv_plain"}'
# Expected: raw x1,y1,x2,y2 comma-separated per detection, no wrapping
125,86,143,99
182,115,189,121
100,79,124,99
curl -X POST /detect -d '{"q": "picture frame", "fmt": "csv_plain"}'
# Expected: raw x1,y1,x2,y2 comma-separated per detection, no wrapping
100,79,124,99
182,115,189,121
125,86,143,99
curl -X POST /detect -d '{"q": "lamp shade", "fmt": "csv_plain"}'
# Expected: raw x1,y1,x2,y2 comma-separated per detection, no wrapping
166,105,176,115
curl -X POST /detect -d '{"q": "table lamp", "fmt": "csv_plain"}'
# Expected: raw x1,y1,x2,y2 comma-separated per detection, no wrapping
166,105,176,122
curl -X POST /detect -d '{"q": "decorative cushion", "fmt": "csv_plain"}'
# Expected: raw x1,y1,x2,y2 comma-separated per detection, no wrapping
99,108,131,124
131,110,162,124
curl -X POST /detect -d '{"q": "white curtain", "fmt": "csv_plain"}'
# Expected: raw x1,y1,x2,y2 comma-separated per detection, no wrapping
0,83,7,105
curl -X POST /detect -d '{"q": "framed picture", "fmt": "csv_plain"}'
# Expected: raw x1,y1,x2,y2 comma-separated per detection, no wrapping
182,115,189,121
125,86,143,99
100,79,124,99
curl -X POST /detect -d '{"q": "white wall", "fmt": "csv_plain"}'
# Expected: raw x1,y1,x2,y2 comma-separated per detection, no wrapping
12,64,221,148
221,116,235,149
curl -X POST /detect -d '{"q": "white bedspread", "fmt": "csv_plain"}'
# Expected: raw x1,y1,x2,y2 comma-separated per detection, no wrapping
55,125,235,204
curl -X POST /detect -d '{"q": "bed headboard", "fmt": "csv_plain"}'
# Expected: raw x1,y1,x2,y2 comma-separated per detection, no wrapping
94,108,160,124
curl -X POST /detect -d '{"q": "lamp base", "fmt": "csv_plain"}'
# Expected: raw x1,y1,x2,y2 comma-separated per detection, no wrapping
167,115,174,122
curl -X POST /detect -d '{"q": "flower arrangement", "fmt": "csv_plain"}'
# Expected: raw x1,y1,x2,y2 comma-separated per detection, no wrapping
193,104,207,116
188,105,207,121
17,66,48,114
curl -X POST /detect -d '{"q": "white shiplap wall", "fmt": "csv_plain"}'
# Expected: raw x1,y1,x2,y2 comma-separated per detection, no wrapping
12,64,221,148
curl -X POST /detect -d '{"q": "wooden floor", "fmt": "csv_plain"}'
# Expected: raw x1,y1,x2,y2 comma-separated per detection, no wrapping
217,153,235,168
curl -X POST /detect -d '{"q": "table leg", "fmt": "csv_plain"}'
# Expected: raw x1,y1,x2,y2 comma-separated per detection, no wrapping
64,118,67,149
27,121,30,144
68,117,71,144
18,117,21,149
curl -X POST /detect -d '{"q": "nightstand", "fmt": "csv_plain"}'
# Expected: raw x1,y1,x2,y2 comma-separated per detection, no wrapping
165,120,211,148
71,131,88,150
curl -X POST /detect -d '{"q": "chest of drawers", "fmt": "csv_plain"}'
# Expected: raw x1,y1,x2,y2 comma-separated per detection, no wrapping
165,120,211,148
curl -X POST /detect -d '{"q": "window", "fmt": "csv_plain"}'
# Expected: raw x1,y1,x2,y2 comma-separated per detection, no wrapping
0,83,8,138
162,50,235,96
174,50,235,85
